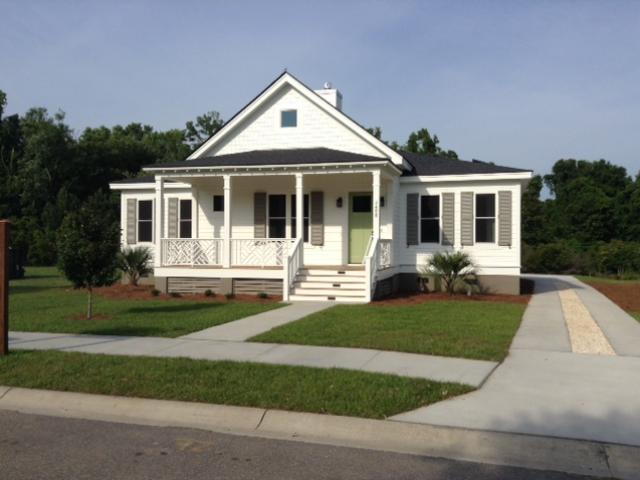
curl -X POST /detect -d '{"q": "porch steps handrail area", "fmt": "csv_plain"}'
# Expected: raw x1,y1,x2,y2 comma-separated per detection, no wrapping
162,238,222,266
283,237,303,301
364,236,380,302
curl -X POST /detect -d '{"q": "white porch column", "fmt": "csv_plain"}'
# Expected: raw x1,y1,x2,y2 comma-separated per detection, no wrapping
154,176,164,268
223,174,232,268
295,173,304,240
372,170,381,240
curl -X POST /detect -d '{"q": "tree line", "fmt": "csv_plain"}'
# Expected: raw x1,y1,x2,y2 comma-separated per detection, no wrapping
1,89,638,276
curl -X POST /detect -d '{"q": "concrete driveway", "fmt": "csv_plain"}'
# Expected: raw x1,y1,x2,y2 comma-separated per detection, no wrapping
392,275,640,446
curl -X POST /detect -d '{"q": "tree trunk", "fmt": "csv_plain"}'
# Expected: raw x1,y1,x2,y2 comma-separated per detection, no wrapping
87,287,93,320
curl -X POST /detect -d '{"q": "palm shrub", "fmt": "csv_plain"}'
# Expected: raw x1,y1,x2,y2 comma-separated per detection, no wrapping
421,251,476,295
117,246,153,286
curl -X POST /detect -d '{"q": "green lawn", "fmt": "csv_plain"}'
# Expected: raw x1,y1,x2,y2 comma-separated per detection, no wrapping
9,267,282,337
0,350,473,419
576,275,640,285
252,301,527,362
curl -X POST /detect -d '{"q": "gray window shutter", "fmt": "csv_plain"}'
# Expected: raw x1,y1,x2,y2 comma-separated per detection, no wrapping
441,192,455,246
406,193,419,246
254,192,266,238
126,199,137,244
310,191,324,246
498,191,512,246
167,198,178,238
461,192,474,246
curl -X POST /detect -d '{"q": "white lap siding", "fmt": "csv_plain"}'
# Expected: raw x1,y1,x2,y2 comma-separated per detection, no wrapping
395,180,522,276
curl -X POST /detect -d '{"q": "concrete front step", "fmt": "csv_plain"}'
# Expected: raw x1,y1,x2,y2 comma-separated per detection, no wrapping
293,287,365,296
295,275,365,283
289,294,367,303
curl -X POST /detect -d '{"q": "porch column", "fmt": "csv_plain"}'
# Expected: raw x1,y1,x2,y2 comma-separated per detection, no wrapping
372,170,381,240
295,173,304,240
223,174,232,268
154,176,164,268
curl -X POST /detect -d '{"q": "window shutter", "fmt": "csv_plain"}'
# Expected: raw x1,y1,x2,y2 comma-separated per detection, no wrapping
461,192,474,246
254,192,267,238
498,191,512,246
406,193,418,246
126,198,137,244
310,191,324,246
441,192,455,246
167,198,178,238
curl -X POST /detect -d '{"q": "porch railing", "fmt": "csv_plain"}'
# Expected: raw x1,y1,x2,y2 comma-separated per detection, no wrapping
283,237,303,301
230,238,293,267
364,236,380,303
162,238,222,266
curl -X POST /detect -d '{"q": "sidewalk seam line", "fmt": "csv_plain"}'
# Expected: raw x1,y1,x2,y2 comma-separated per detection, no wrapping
0,386,12,401
255,408,268,430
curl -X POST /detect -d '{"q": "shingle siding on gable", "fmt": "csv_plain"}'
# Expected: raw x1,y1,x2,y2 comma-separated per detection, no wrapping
203,86,386,159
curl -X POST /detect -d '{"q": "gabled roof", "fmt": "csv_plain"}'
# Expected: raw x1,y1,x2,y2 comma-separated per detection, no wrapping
400,151,532,177
145,148,393,171
187,71,406,167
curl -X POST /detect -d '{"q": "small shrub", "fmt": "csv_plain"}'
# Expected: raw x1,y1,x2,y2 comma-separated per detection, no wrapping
420,251,475,296
204,289,215,297
257,292,269,299
117,246,153,286
170,291,181,298
225,292,235,300
151,288,160,297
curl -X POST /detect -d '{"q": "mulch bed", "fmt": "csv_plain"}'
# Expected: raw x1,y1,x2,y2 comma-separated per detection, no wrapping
587,282,640,313
373,291,531,306
92,284,282,303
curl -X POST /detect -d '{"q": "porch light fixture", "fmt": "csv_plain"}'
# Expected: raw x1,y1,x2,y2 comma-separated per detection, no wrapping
336,197,343,208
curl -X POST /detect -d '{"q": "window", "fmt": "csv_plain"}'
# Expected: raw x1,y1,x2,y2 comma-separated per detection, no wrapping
281,110,297,127
179,199,192,238
420,195,440,243
268,194,286,238
291,194,310,242
475,193,495,243
137,200,153,242
352,195,372,213
213,195,224,212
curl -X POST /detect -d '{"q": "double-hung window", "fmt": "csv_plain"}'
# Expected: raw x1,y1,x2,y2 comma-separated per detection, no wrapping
137,200,153,242
268,194,286,238
475,194,496,243
420,195,440,243
179,199,192,238
291,194,310,242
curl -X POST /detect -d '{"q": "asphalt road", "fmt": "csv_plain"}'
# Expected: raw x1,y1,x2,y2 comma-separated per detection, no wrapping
0,411,602,480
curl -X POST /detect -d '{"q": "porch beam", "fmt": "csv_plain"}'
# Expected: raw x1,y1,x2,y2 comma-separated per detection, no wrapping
372,170,381,240
223,174,232,268
154,176,164,268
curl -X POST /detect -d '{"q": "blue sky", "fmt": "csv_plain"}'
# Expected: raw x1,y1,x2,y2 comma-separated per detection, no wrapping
2,0,639,176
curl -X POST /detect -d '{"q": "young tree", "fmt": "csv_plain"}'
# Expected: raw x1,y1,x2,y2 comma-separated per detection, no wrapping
56,193,120,319
184,111,224,149
405,128,458,159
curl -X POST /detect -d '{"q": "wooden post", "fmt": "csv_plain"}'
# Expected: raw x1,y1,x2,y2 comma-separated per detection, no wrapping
0,220,9,356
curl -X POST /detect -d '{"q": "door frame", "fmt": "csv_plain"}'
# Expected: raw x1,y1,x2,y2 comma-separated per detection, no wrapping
347,192,373,264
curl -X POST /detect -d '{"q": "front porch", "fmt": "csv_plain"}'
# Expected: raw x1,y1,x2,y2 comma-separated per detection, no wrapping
149,166,397,301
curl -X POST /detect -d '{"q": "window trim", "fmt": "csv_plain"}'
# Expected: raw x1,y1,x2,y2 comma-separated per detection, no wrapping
280,109,297,128
419,194,441,244
475,193,496,243
291,194,310,243
179,199,193,239
137,199,154,243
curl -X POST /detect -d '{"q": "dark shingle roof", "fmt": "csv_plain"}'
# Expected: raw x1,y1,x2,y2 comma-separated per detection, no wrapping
400,151,531,176
145,148,391,170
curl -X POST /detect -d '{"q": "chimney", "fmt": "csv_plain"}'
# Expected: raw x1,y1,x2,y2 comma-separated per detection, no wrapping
314,82,343,111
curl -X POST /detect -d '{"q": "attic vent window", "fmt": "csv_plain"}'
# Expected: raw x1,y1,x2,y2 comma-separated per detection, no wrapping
281,110,297,127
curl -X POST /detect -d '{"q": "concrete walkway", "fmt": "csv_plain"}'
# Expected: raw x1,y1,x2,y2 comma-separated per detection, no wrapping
392,275,640,446
179,302,331,341
8,331,497,387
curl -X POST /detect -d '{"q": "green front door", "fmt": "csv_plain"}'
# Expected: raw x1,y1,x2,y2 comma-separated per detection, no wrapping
349,193,373,264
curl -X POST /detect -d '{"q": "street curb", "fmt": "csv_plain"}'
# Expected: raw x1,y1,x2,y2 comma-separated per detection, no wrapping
0,386,638,479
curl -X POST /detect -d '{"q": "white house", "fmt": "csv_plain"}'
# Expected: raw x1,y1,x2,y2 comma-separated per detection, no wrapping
110,72,532,302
